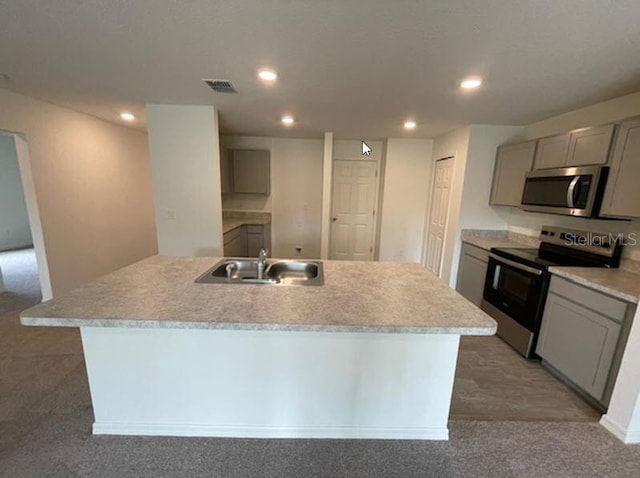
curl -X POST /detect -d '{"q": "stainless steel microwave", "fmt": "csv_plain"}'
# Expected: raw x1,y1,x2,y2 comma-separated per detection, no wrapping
520,166,609,217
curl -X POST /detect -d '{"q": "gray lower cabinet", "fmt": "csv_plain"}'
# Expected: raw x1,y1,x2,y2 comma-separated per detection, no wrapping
490,140,537,206
223,227,247,257
536,276,635,405
600,117,640,219
223,223,271,258
456,243,489,307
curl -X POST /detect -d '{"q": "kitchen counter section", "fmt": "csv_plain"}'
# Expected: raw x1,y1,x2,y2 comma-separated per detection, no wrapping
548,266,640,304
223,218,270,234
20,256,496,440
20,256,496,335
461,229,539,251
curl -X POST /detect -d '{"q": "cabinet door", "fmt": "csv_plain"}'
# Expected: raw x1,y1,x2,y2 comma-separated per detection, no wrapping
224,233,246,257
490,141,537,206
536,293,621,401
456,246,489,307
533,134,570,169
231,150,270,195
566,124,615,167
246,225,264,257
600,118,640,218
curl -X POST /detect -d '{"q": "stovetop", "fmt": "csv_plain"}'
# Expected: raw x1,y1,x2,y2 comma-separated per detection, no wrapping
491,243,620,270
490,248,558,270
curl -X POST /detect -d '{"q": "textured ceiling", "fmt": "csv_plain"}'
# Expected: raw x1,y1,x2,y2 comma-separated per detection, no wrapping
1,0,640,139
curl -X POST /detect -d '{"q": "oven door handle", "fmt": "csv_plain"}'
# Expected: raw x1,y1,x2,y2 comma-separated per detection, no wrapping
489,253,543,276
567,176,580,209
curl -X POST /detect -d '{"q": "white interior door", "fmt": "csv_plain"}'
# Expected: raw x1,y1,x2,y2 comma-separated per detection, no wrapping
424,157,454,276
330,160,378,261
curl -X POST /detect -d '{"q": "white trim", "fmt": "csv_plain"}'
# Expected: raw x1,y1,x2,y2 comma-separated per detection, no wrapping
93,422,449,440
3,132,52,300
600,415,640,444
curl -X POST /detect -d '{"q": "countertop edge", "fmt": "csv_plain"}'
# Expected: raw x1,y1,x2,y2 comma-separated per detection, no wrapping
20,316,497,336
548,268,639,304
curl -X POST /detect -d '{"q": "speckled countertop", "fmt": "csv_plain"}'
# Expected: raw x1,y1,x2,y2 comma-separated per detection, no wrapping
460,229,539,251
548,267,640,304
20,256,496,335
223,218,270,234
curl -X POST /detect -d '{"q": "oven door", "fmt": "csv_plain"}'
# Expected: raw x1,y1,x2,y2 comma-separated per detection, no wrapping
483,254,547,332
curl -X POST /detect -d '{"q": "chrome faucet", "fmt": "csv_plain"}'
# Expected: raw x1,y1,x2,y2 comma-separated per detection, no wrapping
257,248,269,279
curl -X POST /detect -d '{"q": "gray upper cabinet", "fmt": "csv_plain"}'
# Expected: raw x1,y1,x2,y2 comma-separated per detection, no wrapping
533,125,615,170
223,149,271,195
566,124,615,167
600,117,640,218
490,140,537,206
534,133,570,169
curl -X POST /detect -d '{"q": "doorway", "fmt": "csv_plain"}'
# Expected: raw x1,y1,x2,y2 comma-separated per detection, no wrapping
329,160,379,261
0,131,50,305
423,156,454,276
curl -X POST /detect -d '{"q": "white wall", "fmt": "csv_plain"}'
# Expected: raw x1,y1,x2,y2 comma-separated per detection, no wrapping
378,138,433,262
506,91,640,261
271,138,324,259
0,134,32,251
219,136,324,259
432,125,524,287
147,105,223,257
0,89,158,297
601,305,640,444
320,133,333,259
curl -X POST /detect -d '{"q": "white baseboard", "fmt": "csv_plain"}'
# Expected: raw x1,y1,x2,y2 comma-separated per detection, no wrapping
600,415,640,444
93,422,449,440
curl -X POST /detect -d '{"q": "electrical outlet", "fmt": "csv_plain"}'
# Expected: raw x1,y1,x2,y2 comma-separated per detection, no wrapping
165,209,177,220
295,246,302,256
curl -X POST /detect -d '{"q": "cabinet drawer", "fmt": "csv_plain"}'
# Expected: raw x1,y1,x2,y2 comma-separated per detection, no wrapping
549,276,628,322
245,224,264,234
461,243,489,263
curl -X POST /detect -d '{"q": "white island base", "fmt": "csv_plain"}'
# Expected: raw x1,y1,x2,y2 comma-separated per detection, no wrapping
82,327,460,440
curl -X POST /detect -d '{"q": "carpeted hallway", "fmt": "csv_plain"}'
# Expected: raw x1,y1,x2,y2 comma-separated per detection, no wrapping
1,250,639,477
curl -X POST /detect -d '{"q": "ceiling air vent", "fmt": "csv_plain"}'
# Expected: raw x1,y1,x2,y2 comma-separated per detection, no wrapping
203,79,238,93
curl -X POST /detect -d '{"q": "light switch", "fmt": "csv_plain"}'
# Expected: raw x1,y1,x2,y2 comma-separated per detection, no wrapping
166,209,177,220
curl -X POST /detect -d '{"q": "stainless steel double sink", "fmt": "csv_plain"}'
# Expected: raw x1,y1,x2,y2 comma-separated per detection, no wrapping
195,258,324,286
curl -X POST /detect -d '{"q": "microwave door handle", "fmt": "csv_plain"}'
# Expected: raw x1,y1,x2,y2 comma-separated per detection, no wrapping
489,253,543,276
567,176,580,208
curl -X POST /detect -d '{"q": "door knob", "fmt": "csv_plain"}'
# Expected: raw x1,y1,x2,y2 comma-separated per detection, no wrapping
332,217,337,222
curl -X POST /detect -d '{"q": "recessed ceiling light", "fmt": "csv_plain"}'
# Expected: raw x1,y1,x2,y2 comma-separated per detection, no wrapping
460,77,482,89
404,120,417,130
258,69,278,81
120,112,135,122
281,115,294,125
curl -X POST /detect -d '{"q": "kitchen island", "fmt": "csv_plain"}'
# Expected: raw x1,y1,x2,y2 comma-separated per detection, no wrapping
20,256,496,440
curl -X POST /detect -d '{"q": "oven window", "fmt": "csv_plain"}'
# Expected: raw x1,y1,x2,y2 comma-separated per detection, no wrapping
495,266,532,304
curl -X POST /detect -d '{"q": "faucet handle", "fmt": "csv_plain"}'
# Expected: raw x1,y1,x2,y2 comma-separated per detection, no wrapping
259,248,269,260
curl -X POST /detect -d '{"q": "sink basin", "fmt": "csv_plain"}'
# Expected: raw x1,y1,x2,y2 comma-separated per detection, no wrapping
195,259,324,286
266,260,322,285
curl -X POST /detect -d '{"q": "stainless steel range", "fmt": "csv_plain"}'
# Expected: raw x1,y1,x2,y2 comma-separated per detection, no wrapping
481,226,622,358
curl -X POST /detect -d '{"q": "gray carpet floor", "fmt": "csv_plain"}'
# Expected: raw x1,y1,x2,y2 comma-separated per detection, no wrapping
1,250,639,477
